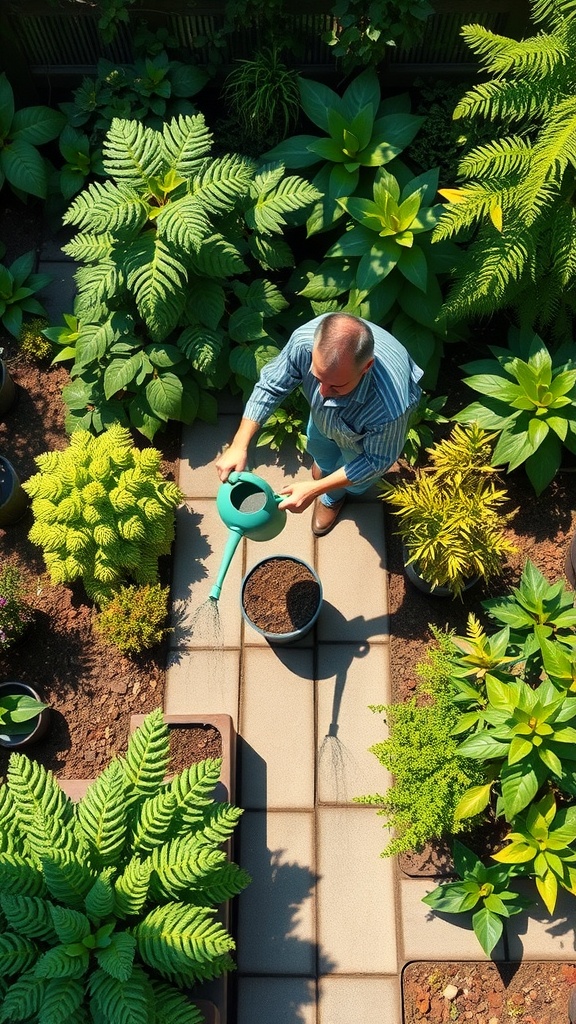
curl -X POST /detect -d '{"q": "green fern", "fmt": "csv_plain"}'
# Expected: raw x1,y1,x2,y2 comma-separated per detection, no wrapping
435,0,576,331
0,709,249,1022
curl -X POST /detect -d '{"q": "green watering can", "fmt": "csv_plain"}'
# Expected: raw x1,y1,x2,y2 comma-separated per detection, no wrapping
209,470,287,600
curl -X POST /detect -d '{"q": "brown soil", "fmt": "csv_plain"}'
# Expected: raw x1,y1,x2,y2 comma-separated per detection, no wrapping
242,556,321,634
403,960,576,1023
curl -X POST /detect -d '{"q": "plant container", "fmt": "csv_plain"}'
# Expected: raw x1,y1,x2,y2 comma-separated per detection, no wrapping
241,554,323,644
0,680,50,749
0,456,29,527
402,546,480,598
0,359,16,416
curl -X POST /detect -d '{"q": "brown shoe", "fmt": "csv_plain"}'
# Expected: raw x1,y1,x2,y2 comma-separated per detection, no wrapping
312,497,345,536
311,462,323,481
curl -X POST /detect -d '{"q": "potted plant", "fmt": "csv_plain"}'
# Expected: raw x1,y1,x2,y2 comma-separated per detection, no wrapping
0,563,34,646
0,708,250,1021
0,680,49,748
241,554,323,644
380,423,517,597
0,455,29,526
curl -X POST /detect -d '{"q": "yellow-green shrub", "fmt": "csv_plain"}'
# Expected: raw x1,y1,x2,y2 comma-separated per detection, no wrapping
96,583,170,654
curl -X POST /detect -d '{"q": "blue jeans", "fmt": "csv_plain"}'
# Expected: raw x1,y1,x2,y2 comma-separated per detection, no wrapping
306,417,382,508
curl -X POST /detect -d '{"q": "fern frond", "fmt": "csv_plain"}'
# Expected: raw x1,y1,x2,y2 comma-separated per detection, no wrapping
131,791,178,856
531,95,576,179
248,233,294,270
41,850,96,911
7,755,75,851
33,947,88,980
76,762,128,868
74,261,122,310
38,977,86,1023
49,905,90,945
442,229,534,321
64,180,146,234
0,853,46,896
89,965,153,1024
0,974,44,1024
149,981,204,1024
530,0,576,31
458,23,570,79
193,803,244,846
62,233,115,263
192,154,254,214
0,934,37,977
176,325,223,373
148,836,225,901
123,232,188,340
103,118,164,185
133,903,235,985
161,115,213,178
95,932,137,982
246,174,321,234
155,196,212,255
85,868,116,921
1,894,57,942
182,861,251,905
182,278,225,329
164,758,222,829
114,857,153,919
190,234,248,278
122,708,170,800
458,135,532,179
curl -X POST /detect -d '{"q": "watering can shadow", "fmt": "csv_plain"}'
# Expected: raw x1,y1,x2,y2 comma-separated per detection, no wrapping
209,470,286,600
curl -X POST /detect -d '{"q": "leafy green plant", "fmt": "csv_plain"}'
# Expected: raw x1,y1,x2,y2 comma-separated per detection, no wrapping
59,115,319,440
57,125,105,201
301,165,456,375
380,423,517,596
0,251,51,339
264,71,423,235
453,328,576,495
0,692,48,741
400,391,448,465
222,48,301,152
456,676,576,820
256,391,309,455
22,424,183,607
323,0,433,72
432,0,576,332
18,318,52,363
422,840,531,956
492,791,576,913
0,72,65,200
0,565,34,649
95,583,170,655
0,707,250,1020
355,629,484,856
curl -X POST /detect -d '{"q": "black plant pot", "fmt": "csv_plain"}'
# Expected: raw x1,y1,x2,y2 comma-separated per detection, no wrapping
402,546,480,598
0,456,29,527
0,681,50,749
0,359,16,416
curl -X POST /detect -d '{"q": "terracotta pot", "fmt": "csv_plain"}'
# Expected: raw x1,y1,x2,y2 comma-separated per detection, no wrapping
0,359,16,416
241,554,323,645
0,680,50,749
0,456,29,527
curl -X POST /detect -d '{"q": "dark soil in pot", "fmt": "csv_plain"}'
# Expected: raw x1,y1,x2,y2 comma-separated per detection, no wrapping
243,557,321,634
168,724,222,776
403,960,576,1023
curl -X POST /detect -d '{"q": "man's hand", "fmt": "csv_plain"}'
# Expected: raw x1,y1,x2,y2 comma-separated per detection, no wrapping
277,481,318,513
215,444,249,482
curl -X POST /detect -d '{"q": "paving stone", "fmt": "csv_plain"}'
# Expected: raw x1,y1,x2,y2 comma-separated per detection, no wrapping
240,648,315,809
316,644,391,804
318,976,400,1024
236,977,316,1024
170,500,243,648
38,260,77,322
506,881,576,959
178,416,239,498
236,810,316,974
164,648,240,727
400,877,506,961
316,806,397,975
316,502,389,643
246,444,311,494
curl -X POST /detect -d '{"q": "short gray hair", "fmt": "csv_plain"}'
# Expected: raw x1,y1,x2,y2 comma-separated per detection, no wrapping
313,313,374,369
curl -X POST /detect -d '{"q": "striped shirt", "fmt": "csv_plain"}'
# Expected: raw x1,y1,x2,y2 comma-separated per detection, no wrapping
244,315,423,484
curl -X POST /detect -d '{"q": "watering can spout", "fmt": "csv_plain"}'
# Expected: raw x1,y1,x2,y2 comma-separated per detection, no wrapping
209,528,243,601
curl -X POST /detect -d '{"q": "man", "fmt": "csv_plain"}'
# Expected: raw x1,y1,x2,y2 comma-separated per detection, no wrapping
215,312,423,536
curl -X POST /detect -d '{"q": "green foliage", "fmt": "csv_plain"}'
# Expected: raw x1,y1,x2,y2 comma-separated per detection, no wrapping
264,71,424,235
0,565,34,650
18,318,52,364
222,48,301,152
95,583,170,655
0,251,51,339
0,73,65,200
59,115,319,441
0,693,47,741
57,125,105,201
404,78,485,185
22,424,183,607
256,391,308,455
422,841,531,957
453,328,576,495
433,0,576,332
400,392,449,465
323,0,433,72
380,423,517,596
0,708,249,1021
355,629,484,856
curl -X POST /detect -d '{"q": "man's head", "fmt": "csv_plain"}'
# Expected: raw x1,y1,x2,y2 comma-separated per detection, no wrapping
311,313,375,398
